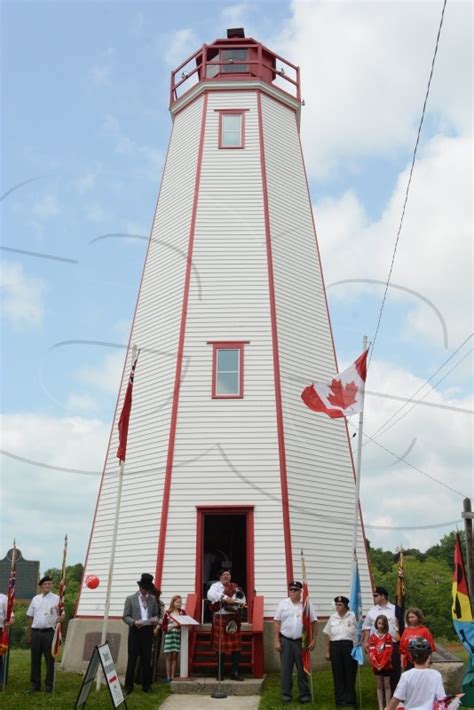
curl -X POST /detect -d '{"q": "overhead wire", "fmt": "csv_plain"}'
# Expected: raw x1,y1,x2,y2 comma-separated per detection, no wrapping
369,0,449,366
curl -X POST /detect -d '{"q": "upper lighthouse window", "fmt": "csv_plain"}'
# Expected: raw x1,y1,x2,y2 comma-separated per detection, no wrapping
219,111,245,149
209,341,248,398
221,48,248,73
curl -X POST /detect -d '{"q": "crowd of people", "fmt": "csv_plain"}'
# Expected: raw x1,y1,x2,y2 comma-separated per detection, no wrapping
4,569,453,709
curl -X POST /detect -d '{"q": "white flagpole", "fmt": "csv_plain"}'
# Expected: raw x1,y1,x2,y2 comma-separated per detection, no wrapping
96,344,137,691
351,335,368,559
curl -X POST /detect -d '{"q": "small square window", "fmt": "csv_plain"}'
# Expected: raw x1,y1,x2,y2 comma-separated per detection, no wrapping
209,342,248,398
219,111,245,149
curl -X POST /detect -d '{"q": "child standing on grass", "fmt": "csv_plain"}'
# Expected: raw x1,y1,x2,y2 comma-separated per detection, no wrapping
385,637,447,710
399,608,436,670
369,614,393,710
162,595,185,683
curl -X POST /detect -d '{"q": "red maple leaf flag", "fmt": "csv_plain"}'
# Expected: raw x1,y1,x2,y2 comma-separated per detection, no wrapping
301,348,368,419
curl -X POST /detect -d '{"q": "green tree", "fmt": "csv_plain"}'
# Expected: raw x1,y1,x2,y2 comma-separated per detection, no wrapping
425,530,465,568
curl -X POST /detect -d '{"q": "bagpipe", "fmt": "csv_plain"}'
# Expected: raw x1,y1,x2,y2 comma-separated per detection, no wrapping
209,582,247,614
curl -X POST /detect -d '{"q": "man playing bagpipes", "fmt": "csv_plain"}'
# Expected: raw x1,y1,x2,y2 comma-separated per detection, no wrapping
207,568,246,681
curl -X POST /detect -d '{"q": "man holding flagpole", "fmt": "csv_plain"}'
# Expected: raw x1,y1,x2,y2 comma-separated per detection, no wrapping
273,580,317,705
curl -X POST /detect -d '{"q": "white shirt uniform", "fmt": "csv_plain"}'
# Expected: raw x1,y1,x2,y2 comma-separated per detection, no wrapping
274,597,317,639
393,667,445,710
207,580,244,615
27,592,60,629
0,593,8,628
362,602,399,640
323,610,357,642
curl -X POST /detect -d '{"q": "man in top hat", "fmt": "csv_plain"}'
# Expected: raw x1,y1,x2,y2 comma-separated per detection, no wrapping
123,573,160,695
207,568,246,681
362,585,400,691
273,580,317,705
323,595,358,707
26,575,64,694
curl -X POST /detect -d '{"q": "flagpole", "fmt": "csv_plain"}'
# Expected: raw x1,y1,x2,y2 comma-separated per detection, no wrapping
2,541,16,692
96,345,137,691
351,335,368,559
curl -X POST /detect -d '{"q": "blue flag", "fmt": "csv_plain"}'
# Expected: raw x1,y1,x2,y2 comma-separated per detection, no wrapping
350,558,364,665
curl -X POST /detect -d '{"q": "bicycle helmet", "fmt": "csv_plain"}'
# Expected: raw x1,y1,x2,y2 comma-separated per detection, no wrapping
408,637,432,657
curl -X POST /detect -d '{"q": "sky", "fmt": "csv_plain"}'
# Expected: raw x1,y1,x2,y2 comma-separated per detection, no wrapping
1,0,472,574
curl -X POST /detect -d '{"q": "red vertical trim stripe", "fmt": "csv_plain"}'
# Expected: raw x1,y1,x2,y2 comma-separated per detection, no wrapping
155,93,209,588
256,89,293,583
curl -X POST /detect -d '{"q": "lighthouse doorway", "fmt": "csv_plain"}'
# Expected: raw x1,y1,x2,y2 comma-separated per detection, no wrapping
196,506,254,623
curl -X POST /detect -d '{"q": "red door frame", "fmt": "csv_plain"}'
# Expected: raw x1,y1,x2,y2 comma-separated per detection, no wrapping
195,505,255,620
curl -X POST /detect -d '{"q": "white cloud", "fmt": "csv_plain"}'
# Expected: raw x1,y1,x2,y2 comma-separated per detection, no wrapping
66,393,99,414
89,47,116,86
75,350,125,395
221,3,249,25
0,413,108,570
316,132,473,345
0,261,44,328
32,193,61,218
273,1,472,178
163,29,198,67
74,164,102,194
85,201,109,224
101,114,165,178
358,359,473,551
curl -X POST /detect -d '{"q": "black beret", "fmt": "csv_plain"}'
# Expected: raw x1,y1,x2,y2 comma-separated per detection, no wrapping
288,580,303,590
39,575,53,586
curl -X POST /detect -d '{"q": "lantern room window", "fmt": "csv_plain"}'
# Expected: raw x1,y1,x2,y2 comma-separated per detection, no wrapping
209,341,248,398
218,111,245,149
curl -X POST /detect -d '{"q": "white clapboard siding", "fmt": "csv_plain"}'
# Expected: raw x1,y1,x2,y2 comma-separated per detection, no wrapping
77,96,205,617
261,92,372,616
159,91,287,614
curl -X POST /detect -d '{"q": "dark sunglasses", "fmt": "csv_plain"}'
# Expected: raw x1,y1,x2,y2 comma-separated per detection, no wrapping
289,587,300,591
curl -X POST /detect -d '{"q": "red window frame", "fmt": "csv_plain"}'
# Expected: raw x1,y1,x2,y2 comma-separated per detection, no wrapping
208,341,249,399
217,109,247,149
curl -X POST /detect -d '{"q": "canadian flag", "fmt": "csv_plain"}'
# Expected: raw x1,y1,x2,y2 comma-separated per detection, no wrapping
301,349,368,419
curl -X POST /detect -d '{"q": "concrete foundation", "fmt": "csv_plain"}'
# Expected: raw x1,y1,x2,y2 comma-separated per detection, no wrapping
61,618,129,673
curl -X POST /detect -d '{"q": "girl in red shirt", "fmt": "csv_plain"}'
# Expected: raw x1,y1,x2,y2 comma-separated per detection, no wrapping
399,607,436,670
369,614,393,710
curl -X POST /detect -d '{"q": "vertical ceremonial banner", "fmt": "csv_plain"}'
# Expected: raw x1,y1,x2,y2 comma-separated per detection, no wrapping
350,558,364,665
395,548,406,636
116,354,139,462
0,544,16,656
52,535,68,658
301,551,312,676
301,348,368,419
451,533,474,708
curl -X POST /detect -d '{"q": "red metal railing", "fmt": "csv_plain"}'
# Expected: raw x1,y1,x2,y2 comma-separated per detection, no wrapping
170,41,300,107
251,595,265,678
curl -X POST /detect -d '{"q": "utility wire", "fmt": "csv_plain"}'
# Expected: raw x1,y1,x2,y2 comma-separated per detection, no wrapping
369,0,448,366
369,334,473,441
349,422,468,498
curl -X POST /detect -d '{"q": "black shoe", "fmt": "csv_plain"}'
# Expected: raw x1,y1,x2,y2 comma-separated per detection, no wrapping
282,699,292,706
25,688,40,694
230,673,244,681
45,688,53,693
300,697,311,705
142,686,152,693
124,686,134,695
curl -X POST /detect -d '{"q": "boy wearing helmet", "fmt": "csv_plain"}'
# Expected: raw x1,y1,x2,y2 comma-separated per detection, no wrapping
385,637,446,710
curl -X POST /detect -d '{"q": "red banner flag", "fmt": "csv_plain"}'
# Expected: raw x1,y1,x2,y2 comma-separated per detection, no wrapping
116,354,138,462
0,545,17,656
301,552,312,676
52,535,68,659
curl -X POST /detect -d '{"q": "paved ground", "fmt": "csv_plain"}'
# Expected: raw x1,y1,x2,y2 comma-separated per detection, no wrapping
160,695,260,709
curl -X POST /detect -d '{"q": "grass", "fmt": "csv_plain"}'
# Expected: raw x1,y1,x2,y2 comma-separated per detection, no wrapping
0,649,170,709
259,667,380,709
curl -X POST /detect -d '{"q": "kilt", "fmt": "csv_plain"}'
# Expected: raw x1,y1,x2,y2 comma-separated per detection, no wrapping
211,612,241,653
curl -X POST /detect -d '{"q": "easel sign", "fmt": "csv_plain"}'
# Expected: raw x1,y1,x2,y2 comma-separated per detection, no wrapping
74,642,127,709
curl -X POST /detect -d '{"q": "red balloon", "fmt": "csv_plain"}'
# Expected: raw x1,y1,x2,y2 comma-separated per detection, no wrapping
85,574,100,589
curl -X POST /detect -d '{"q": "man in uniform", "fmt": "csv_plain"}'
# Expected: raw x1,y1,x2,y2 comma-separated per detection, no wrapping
26,575,63,694
273,580,317,705
123,572,160,695
207,568,245,681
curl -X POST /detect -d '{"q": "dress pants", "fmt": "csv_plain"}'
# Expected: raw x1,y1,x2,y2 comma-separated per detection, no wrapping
30,628,55,691
125,626,153,691
279,635,311,701
329,639,357,706
390,642,401,693
216,651,240,679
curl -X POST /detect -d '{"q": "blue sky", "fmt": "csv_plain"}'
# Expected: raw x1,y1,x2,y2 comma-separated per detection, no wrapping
1,0,472,573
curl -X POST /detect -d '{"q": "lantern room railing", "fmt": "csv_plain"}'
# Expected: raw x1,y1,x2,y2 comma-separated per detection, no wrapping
170,40,301,107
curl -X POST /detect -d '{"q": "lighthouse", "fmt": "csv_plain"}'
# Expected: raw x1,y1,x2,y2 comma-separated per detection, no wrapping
66,28,372,675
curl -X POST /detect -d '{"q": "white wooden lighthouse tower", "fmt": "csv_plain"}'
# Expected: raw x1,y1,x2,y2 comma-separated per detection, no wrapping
71,28,372,674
